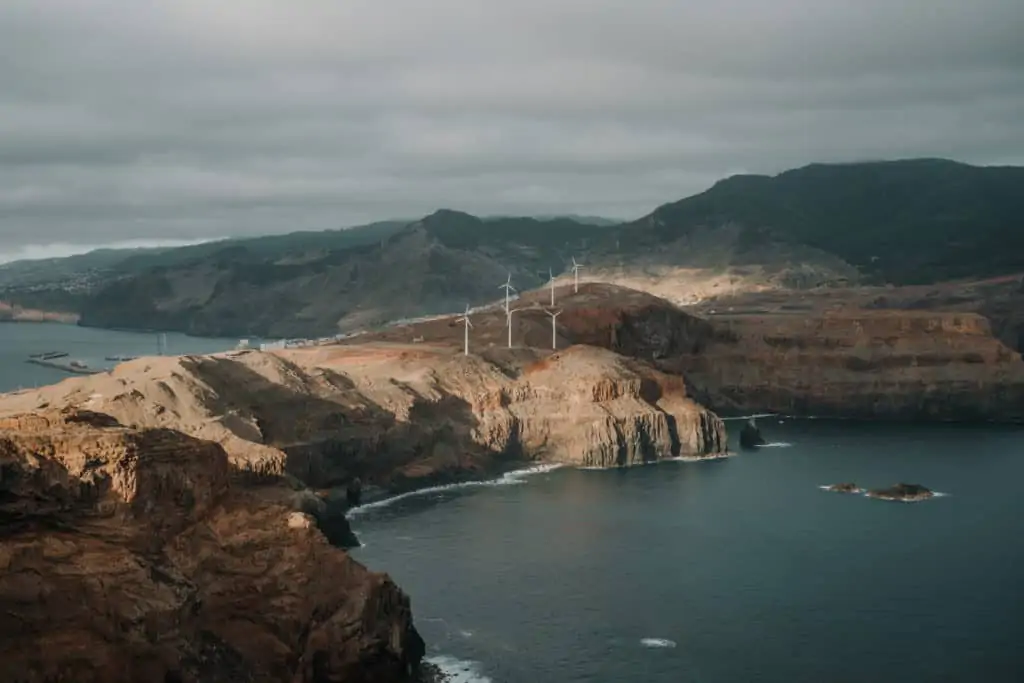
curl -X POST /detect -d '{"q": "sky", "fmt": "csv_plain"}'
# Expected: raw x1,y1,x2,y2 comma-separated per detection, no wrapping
1,0,1022,261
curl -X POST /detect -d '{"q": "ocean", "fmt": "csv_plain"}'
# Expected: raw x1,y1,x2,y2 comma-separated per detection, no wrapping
348,419,1024,683
0,322,237,393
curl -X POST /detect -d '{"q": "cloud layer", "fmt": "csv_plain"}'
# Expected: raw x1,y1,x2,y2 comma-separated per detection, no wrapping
2,0,1022,254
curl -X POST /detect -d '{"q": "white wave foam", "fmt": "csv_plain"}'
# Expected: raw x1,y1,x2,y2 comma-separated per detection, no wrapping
758,442,792,448
640,638,677,648
425,655,492,683
721,413,776,422
669,452,735,463
579,453,734,471
345,464,563,519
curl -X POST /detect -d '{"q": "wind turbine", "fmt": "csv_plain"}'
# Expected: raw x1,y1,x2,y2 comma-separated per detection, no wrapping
498,273,516,315
548,268,556,306
456,304,473,355
546,309,562,350
505,307,521,349
571,256,583,293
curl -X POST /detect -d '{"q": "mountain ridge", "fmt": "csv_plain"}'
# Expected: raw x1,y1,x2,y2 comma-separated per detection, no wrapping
1,158,1020,338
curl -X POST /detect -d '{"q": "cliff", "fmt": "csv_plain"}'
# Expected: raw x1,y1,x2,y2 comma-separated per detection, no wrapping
674,311,1024,420
0,343,727,492
0,409,425,682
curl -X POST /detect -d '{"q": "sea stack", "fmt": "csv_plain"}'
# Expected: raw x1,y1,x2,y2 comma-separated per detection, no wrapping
739,417,766,450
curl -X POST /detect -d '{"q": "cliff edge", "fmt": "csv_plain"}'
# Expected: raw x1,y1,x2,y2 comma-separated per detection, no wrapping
0,343,727,492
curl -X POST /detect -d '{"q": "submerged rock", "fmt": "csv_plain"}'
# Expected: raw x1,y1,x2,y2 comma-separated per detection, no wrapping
824,482,862,493
739,418,766,450
866,482,935,501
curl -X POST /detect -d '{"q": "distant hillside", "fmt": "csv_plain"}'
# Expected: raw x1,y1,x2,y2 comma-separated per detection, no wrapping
1,158,1020,338
65,212,610,338
0,220,411,288
616,158,1024,285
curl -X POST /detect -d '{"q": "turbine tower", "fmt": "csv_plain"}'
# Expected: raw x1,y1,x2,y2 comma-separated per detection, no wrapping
456,304,473,356
571,256,583,293
548,268,556,306
505,308,520,349
499,273,516,315
546,309,562,350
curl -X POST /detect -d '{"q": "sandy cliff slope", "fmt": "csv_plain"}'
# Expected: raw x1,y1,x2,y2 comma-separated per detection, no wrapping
0,409,424,683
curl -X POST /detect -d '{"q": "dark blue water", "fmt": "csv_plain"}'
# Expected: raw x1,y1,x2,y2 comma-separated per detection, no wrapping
349,419,1024,682
0,322,236,393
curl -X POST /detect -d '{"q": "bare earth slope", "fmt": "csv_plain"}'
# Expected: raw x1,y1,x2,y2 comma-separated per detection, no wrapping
0,409,424,683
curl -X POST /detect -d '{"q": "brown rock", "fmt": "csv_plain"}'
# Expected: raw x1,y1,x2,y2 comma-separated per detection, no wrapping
0,410,424,682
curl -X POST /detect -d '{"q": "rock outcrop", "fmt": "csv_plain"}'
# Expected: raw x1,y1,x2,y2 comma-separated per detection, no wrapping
866,483,935,501
0,409,425,682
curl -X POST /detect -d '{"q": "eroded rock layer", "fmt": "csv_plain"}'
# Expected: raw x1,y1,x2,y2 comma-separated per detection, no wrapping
674,311,1024,420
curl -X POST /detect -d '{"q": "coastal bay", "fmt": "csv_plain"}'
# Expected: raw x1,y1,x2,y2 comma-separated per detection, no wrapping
350,418,1024,682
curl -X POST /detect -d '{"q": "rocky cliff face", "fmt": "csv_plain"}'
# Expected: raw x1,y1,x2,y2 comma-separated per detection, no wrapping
0,409,424,682
673,311,1024,420
0,342,727,494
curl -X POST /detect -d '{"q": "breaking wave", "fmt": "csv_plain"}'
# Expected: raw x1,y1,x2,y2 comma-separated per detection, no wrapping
721,413,777,422
424,654,493,683
579,453,734,471
640,638,677,648
345,465,563,519
758,442,792,448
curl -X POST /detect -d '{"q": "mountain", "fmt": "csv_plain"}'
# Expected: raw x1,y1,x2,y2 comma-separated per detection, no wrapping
1,158,1020,338
615,158,1024,285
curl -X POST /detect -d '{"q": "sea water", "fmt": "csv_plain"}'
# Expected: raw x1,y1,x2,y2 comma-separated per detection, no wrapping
349,418,1024,682
0,322,236,393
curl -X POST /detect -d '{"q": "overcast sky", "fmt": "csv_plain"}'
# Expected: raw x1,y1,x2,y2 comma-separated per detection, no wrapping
1,0,1022,261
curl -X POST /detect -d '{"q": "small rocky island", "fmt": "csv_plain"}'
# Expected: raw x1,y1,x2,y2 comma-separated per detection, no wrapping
739,418,766,450
823,482,863,494
866,483,935,501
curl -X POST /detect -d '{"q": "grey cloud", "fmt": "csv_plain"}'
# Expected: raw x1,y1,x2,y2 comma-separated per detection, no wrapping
0,0,1022,254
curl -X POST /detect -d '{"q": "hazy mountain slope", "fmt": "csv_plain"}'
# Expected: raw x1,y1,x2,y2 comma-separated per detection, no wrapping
0,220,410,288
615,159,1024,284
73,212,610,337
